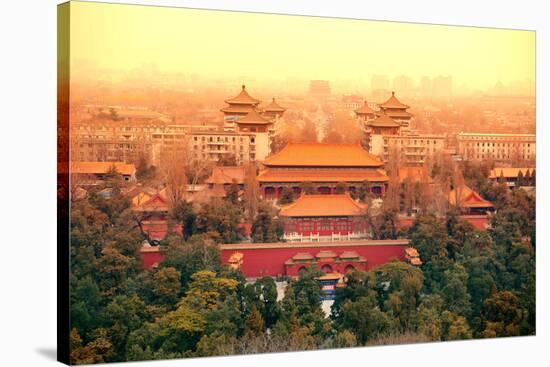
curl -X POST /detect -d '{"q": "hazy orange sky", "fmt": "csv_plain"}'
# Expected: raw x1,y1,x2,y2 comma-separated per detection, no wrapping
69,1,535,90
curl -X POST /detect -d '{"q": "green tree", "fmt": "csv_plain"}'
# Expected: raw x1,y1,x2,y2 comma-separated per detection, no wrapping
151,267,182,305
340,296,391,344
482,291,527,338
195,198,244,243
244,305,265,337
251,202,282,243
169,200,196,240
278,187,295,205
441,264,471,317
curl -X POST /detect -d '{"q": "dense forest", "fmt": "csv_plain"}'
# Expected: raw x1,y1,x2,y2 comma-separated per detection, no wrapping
68,167,535,364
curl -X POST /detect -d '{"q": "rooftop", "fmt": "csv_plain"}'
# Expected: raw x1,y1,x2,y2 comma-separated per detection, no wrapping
206,166,247,185
378,92,410,110
262,142,384,167
224,85,260,105
489,167,534,179
280,194,367,217
236,108,273,125
263,98,286,113
257,168,389,183
72,161,136,176
368,114,401,128
355,101,376,115
220,239,410,251
448,185,494,209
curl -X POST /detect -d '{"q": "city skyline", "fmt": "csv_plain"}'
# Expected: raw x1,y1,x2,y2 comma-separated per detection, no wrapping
69,1,535,92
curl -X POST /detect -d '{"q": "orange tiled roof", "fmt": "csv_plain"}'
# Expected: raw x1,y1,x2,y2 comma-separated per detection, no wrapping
224,85,260,105
405,247,420,257
72,161,136,176
368,114,401,128
220,105,256,114
236,109,273,125
317,272,342,281
262,142,384,167
257,168,389,183
355,101,375,115
378,92,410,110
379,110,413,118
263,98,286,113
489,167,533,179
133,193,170,212
398,167,433,184
448,185,494,209
280,194,367,217
206,166,246,185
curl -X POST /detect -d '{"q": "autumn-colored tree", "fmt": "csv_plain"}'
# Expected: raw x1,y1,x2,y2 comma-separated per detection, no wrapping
244,305,265,337
151,267,182,305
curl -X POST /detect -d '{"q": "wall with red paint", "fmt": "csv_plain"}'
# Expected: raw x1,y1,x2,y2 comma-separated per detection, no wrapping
141,250,165,268
220,243,407,278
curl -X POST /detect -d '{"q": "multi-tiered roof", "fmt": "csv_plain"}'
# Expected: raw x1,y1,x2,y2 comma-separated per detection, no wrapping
258,142,389,184
280,193,367,217
221,85,260,116
377,91,413,120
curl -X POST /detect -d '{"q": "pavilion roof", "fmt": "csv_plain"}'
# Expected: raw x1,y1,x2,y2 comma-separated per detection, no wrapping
133,193,170,212
72,161,136,176
257,168,389,183
368,114,401,128
317,272,342,281
489,167,534,179
220,105,256,114
280,193,367,217
206,166,246,185
448,184,494,209
236,108,273,125
379,109,413,118
355,101,375,115
262,142,384,167
378,91,410,110
224,85,260,105
263,98,286,112
405,247,420,257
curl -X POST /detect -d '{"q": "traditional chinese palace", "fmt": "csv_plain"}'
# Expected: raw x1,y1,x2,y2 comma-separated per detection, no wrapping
258,142,389,199
279,194,368,242
448,184,495,215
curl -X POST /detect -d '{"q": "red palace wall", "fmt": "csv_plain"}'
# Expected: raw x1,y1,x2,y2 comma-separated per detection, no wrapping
220,240,409,278
141,249,165,268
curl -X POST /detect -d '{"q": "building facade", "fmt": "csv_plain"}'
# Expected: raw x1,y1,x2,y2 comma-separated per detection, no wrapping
356,92,446,167
456,133,536,163
258,142,389,199
72,85,285,166
279,194,369,242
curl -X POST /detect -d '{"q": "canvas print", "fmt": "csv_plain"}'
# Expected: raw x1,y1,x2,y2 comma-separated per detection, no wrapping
57,1,536,364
